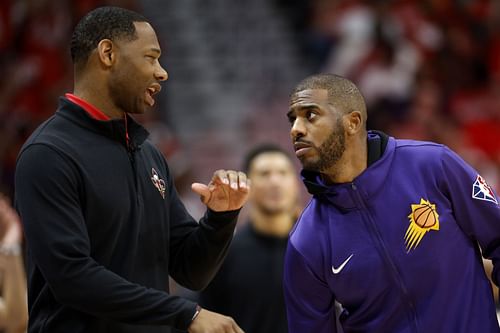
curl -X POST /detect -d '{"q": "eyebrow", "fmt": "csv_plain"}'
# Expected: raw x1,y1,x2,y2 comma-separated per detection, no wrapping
287,104,319,117
150,47,161,55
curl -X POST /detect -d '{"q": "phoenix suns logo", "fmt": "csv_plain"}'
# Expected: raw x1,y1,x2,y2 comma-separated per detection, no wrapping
404,198,440,252
151,168,166,199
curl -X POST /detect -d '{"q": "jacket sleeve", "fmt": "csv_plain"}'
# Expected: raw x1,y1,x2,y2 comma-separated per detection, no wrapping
283,242,337,333
439,146,500,285
197,251,233,314
165,160,239,291
15,144,197,330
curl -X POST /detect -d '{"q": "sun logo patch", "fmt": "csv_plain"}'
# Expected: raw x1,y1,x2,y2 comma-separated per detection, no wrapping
151,168,166,199
472,175,498,205
404,198,440,252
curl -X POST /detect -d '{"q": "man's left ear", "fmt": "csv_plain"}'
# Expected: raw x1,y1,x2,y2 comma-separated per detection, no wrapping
96,39,116,68
344,111,363,135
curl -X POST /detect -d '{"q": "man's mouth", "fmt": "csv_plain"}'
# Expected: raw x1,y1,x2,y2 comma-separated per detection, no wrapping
294,141,312,157
145,84,161,107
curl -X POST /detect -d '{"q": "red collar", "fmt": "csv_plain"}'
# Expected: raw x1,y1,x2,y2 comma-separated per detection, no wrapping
65,93,110,121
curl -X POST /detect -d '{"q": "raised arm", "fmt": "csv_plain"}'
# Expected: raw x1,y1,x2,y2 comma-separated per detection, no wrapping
0,195,28,333
167,168,250,290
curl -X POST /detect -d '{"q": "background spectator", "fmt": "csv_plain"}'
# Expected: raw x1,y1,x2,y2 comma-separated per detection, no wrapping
179,144,301,333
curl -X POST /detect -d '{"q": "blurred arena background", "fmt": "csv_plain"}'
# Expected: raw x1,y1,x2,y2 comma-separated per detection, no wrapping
1,0,499,195
2,0,500,200
0,0,499,301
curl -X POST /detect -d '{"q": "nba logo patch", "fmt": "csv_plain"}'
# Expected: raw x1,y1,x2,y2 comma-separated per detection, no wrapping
472,175,498,205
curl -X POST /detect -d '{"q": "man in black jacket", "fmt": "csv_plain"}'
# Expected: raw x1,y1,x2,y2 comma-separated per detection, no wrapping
193,144,300,333
14,6,249,333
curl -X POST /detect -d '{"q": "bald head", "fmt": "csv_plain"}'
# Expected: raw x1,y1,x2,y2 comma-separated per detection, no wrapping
292,74,367,125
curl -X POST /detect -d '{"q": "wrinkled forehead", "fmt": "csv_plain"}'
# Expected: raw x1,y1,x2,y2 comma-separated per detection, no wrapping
289,89,329,108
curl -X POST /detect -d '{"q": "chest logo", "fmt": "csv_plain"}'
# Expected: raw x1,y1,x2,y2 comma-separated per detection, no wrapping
151,168,166,199
332,254,354,274
472,174,498,205
404,198,439,252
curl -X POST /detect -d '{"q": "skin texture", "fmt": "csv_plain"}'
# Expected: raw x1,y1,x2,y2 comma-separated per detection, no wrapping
247,152,299,237
287,88,368,184
0,196,28,333
72,21,250,333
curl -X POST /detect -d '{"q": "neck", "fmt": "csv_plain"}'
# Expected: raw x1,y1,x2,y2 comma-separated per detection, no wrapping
74,76,124,120
322,136,367,184
250,209,294,238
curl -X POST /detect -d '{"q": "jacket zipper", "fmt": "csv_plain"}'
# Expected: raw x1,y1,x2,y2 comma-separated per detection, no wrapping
127,145,138,187
124,115,139,194
351,182,419,333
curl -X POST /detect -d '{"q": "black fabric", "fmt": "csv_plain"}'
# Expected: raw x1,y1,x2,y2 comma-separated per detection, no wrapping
367,130,388,167
196,223,289,333
15,97,240,333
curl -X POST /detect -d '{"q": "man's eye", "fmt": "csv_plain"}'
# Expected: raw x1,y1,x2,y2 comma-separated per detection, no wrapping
287,116,296,124
306,111,316,120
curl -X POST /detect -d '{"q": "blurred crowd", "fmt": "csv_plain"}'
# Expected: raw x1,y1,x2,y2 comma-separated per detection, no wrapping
296,0,500,189
1,0,499,198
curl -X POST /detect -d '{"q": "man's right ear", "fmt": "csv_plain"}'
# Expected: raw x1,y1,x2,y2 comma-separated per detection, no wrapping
96,39,115,67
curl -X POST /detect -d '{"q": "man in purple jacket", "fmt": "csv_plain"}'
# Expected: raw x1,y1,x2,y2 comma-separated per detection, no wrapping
284,73,500,333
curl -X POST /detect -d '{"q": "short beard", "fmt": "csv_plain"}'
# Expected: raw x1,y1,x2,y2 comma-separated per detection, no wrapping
302,118,346,172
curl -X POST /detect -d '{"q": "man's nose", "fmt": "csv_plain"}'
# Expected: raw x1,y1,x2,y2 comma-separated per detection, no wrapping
290,118,306,140
268,173,285,185
155,64,168,81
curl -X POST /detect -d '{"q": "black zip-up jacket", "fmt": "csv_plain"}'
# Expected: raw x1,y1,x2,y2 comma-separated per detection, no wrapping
15,97,240,333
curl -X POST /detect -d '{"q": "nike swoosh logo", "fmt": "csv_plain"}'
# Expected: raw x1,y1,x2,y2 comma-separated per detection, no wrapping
332,254,354,274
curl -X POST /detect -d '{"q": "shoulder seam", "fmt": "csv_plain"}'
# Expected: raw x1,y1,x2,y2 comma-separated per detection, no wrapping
290,199,315,236
30,116,57,143
288,241,329,287
18,142,73,166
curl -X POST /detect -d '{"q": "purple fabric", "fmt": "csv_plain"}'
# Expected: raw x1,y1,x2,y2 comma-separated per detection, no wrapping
284,133,500,333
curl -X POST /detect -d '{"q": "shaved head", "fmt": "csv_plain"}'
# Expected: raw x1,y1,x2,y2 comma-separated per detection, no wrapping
292,74,367,124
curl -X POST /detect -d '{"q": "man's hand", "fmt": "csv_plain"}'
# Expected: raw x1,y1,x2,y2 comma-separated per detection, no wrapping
191,170,250,212
0,195,22,245
188,308,244,333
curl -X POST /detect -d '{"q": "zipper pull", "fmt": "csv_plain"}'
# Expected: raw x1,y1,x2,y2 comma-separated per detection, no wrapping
124,113,130,149
351,183,357,190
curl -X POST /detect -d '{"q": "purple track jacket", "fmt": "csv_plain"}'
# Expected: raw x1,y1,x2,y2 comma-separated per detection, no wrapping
284,131,500,333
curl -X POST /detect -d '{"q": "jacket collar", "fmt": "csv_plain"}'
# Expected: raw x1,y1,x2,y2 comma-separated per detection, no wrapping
301,131,395,211
56,96,149,149
65,93,110,121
